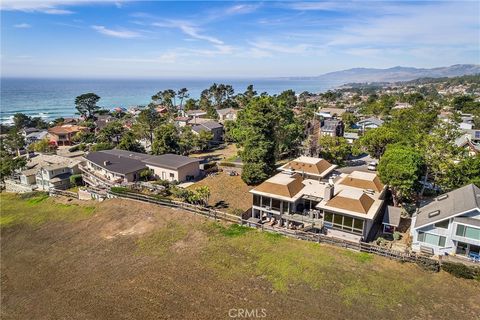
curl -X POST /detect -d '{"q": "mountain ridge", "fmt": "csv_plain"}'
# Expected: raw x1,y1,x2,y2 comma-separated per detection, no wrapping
286,64,480,85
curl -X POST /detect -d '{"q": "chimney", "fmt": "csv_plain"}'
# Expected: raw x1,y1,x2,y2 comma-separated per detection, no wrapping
324,184,334,201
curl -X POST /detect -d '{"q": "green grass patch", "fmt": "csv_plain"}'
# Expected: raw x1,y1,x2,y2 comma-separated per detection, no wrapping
218,224,252,237
343,250,374,263
137,221,188,256
0,193,95,228
26,194,49,205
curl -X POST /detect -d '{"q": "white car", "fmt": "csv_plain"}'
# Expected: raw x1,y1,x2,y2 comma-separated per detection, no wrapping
367,162,378,171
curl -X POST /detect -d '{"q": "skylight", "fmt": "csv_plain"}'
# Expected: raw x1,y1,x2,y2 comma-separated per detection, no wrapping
428,210,440,218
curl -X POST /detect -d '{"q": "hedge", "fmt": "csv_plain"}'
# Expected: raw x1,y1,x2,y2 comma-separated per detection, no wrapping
441,261,480,280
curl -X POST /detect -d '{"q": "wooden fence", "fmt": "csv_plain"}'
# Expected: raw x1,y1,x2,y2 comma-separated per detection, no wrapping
108,189,439,271
50,189,78,198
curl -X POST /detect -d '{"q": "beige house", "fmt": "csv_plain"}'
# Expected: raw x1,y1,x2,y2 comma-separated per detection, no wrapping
81,149,200,187
250,158,386,242
216,108,238,123
277,156,337,180
143,154,200,182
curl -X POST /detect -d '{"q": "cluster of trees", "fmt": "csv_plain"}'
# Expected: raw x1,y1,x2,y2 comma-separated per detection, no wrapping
173,185,211,206
151,124,212,155
225,91,304,185
358,97,479,205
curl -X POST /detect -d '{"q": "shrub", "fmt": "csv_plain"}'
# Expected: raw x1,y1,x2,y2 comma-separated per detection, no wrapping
393,231,402,241
376,237,386,246
441,261,480,280
110,186,129,194
69,174,83,187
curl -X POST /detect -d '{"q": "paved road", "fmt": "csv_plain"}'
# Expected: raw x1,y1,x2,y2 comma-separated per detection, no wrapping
337,154,377,174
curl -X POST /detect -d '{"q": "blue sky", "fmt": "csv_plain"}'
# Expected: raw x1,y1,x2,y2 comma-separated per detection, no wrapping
1,1,479,78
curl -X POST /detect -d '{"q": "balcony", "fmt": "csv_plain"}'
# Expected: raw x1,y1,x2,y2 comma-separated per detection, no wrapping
79,164,125,187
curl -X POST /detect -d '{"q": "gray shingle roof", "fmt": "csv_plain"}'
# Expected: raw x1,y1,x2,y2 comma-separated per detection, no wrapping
86,150,200,173
101,149,153,161
382,206,402,227
191,121,223,133
85,152,147,175
414,184,480,228
186,109,207,116
216,108,235,116
143,153,200,170
357,117,384,127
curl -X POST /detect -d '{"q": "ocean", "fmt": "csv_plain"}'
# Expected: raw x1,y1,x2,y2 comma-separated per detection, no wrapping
0,78,336,124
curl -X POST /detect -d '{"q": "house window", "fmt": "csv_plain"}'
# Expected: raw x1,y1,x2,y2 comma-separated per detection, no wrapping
324,212,333,223
333,214,343,227
169,173,174,178
456,224,480,240
434,220,449,229
261,197,271,208
253,195,261,206
271,198,281,211
418,231,446,247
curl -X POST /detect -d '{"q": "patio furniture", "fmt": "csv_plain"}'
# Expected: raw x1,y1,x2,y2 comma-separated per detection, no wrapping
468,252,480,263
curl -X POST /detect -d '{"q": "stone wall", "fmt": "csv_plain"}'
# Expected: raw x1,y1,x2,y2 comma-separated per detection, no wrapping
4,180,35,193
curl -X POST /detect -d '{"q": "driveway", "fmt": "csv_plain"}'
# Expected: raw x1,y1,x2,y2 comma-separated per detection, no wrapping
337,153,377,174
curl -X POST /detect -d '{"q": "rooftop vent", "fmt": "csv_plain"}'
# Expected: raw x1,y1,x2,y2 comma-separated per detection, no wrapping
436,194,448,201
103,160,111,166
428,210,440,218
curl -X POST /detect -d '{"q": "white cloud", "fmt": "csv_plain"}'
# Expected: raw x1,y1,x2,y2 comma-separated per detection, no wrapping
287,2,346,11
92,25,141,38
13,23,31,28
0,0,75,14
250,40,311,54
224,4,260,15
0,0,127,14
43,8,74,14
152,21,224,45
179,25,223,45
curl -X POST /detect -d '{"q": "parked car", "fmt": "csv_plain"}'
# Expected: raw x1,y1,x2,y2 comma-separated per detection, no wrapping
367,162,378,171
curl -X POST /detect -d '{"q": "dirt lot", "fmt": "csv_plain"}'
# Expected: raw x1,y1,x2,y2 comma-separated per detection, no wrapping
188,173,253,213
1,193,480,320
190,143,239,161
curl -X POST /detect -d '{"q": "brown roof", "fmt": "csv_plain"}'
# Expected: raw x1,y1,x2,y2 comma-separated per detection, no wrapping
339,171,384,192
326,190,375,214
286,159,333,176
48,125,86,135
253,173,304,198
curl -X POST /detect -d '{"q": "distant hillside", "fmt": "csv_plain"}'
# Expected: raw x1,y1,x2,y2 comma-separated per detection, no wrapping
289,64,480,85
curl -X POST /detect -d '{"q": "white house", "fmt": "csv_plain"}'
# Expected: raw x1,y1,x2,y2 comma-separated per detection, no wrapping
410,184,480,259
356,117,384,130
250,156,386,242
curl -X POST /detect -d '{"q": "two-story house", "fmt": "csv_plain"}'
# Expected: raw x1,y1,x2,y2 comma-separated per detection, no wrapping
16,154,82,191
410,184,480,258
81,149,200,187
320,119,344,137
36,162,82,190
249,156,386,241
48,125,87,146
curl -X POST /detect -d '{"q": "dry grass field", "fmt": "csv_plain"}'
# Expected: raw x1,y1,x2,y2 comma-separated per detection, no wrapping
188,174,253,213
1,193,479,320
